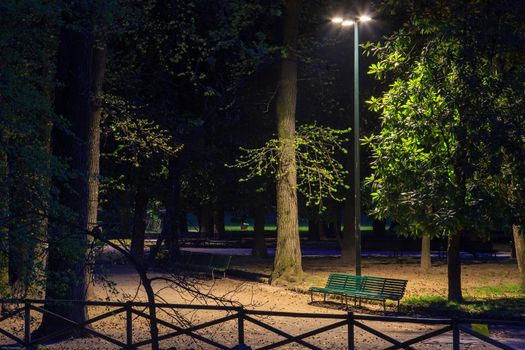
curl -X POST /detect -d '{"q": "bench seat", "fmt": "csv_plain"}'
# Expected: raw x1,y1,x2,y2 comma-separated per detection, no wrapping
309,273,407,312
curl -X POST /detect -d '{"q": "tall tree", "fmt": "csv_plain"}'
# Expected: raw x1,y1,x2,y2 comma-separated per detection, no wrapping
37,0,110,334
271,0,303,285
366,0,525,302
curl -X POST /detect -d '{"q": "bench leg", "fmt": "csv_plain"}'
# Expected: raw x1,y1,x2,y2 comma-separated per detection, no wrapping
310,291,314,303
212,270,215,280
397,300,400,312
324,293,326,302
383,300,386,313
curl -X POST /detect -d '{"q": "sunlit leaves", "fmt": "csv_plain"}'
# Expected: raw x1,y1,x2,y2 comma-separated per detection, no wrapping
229,124,350,211
101,94,182,168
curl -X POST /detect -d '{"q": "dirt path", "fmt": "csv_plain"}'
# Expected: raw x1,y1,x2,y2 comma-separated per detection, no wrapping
1,256,522,349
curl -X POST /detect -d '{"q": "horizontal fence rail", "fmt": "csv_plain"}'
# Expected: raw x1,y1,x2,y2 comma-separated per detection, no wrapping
0,299,523,349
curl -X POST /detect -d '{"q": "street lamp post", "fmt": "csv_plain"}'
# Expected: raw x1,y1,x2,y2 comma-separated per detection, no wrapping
332,15,372,276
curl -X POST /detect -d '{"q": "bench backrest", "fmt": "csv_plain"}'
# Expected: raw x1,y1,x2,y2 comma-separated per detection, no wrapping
362,276,407,300
345,274,364,291
325,273,349,290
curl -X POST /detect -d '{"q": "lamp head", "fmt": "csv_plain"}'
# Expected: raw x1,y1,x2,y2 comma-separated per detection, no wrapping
331,17,343,24
341,20,354,26
359,15,372,22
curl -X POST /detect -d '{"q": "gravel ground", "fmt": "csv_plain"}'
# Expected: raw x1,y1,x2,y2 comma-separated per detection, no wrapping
0,254,523,349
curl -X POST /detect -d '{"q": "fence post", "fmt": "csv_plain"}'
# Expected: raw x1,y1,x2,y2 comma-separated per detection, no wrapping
24,300,31,347
126,301,133,349
347,311,355,350
452,318,460,350
237,306,245,346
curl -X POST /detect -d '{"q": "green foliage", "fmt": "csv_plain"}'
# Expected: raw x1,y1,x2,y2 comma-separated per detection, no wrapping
102,95,182,168
230,124,350,210
365,0,525,237
0,0,63,297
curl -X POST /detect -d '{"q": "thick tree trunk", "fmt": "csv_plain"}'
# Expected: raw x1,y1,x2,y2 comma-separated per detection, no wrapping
447,232,462,302
37,8,95,336
513,225,525,291
339,202,356,267
420,233,432,272
252,205,268,258
270,0,303,285
131,179,149,261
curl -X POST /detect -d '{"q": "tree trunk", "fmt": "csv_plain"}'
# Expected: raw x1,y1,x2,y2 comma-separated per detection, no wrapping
252,205,268,258
213,206,225,239
513,225,525,291
199,205,214,235
81,42,107,302
318,221,329,240
447,231,462,302
270,0,303,285
162,158,182,260
420,233,432,272
119,187,134,237
139,272,159,350
0,147,9,302
178,211,188,235
131,179,149,261
307,219,320,241
37,8,95,336
339,202,356,267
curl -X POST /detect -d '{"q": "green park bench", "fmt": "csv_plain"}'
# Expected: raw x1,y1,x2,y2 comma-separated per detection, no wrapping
175,251,232,280
309,273,407,312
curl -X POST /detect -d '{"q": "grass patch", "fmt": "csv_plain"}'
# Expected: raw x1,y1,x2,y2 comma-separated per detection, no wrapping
403,293,525,319
473,284,523,296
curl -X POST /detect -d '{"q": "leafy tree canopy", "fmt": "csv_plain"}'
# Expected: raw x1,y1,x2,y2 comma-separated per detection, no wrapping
365,0,525,237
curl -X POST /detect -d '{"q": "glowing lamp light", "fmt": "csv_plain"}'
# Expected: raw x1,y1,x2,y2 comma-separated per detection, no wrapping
331,17,344,24
359,15,372,22
341,20,354,26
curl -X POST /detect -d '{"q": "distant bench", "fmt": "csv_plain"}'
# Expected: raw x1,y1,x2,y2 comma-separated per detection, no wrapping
175,251,232,279
309,273,407,312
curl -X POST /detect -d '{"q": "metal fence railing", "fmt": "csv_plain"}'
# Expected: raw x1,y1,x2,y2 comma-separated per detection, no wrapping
0,299,522,349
